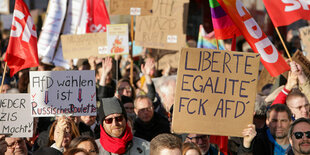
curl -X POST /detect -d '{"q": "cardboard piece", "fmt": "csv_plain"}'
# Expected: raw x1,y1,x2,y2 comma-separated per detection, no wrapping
135,0,189,51
0,0,9,14
292,50,310,80
61,32,107,59
107,24,129,55
109,0,152,16
0,94,33,137
29,70,97,117
256,67,276,93
299,26,310,61
172,48,260,137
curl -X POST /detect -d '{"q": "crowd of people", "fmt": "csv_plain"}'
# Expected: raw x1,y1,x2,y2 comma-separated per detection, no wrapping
0,12,310,155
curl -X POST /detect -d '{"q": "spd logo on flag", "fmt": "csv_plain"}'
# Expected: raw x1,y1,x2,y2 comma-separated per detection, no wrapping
4,0,39,77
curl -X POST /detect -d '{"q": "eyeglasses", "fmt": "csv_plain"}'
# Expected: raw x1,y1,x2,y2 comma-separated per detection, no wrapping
293,131,310,139
104,116,124,124
186,135,208,142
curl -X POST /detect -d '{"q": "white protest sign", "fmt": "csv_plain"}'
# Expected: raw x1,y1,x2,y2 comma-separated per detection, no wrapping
0,94,33,137
107,24,129,55
29,70,97,117
0,0,9,14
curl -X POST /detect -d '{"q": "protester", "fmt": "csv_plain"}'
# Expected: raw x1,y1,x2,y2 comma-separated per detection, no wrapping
96,97,150,154
239,104,293,154
288,118,310,155
48,117,80,153
182,142,202,155
69,136,98,155
4,137,28,155
150,133,182,155
133,95,170,141
80,116,100,139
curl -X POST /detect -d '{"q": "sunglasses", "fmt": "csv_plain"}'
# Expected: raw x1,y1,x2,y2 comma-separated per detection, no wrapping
293,131,310,139
104,116,124,124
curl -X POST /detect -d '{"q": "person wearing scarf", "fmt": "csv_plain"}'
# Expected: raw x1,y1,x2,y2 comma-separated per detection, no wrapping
96,97,150,155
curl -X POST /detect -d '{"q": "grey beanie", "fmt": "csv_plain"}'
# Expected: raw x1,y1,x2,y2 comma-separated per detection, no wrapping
98,97,127,124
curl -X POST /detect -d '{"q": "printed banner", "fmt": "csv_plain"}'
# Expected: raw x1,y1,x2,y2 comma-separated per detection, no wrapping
0,94,33,137
172,48,260,137
29,70,97,117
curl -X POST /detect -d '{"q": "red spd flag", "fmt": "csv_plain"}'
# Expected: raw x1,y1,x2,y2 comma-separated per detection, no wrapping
217,0,290,77
86,0,110,32
4,0,39,77
263,0,310,27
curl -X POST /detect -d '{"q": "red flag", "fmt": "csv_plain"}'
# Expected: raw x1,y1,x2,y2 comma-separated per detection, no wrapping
4,0,39,77
263,0,310,27
86,0,110,32
216,0,290,77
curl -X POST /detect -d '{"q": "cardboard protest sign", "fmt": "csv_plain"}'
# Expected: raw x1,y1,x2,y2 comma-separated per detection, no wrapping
135,0,189,51
299,26,310,61
29,70,97,117
292,50,310,80
109,0,152,16
256,67,276,93
0,0,9,14
61,33,107,59
107,24,129,55
172,48,260,137
0,94,33,137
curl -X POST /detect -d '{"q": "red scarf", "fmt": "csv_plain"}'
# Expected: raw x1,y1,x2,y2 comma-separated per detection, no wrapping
100,124,133,154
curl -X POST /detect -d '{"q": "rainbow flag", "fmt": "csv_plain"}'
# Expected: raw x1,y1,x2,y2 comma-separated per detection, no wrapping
209,0,241,39
197,25,225,50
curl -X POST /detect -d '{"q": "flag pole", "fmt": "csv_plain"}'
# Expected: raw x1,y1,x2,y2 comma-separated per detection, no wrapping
0,62,8,93
216,39,219,50
130,15,134,86
275,27,292,61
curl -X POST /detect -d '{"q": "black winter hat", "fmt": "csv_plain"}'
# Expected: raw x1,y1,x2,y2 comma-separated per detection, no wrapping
98,97,127,124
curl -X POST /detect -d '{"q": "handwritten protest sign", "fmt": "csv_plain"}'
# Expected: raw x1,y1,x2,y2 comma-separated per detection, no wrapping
107,24,129,55
0,0,9,14
292,50,310,80
61,33,107,59
30,70,96,117
299,26,310,61
109,0,152,16
172,48,260,137
135,0,189,51
0,94,33,137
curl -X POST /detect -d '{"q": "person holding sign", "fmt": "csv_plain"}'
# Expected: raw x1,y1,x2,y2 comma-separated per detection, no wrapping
48,117,80,153
272,61,310,120
96,97,150,154
239,104,293,155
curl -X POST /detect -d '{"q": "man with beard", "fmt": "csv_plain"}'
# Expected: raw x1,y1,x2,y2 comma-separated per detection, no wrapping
239,104,293,154
96,97,150,154
4,137,28,155
288,118,310,155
